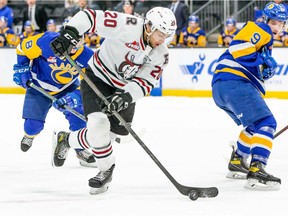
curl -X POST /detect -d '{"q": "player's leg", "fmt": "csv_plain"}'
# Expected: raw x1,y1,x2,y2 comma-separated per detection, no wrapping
212,80,250,178
62,90,97,167
21,88,50,152
245,115,281,189
52,68,116,193
212,79,279,187
227,126,253,179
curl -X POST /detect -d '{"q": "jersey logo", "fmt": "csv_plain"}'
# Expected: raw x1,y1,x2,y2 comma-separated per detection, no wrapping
49,62,78,84
25,40,32,49
47,56,57,63
118,52,142,79
125,41,140,51
171,20,176,26
180,53,205,83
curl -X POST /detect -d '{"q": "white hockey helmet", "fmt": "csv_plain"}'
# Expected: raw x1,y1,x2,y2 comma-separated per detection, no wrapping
145,7,177,36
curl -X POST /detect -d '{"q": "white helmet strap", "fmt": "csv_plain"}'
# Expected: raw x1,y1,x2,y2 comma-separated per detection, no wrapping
144,22,155,47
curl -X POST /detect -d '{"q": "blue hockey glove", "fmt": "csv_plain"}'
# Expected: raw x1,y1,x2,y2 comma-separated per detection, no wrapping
53,92,81,112
260,47,277,80
100,90,133,115
13,63,32,88
262,67,276,81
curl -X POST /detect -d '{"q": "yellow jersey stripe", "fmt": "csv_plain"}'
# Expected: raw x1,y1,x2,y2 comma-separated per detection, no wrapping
239,131,252,145
214,67,249,79
251,136,272,149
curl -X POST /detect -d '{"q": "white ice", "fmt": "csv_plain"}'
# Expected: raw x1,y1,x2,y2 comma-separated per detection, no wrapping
1,94,288,216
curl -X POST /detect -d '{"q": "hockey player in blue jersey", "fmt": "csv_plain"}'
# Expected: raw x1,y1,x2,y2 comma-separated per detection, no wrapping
13,30,96,167
212,2,288,190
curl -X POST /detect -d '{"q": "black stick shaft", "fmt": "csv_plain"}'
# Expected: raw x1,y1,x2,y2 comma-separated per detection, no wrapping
27,81,86,122
65,55,192,195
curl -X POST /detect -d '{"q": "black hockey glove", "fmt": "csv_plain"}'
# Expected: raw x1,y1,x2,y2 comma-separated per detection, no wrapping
100,90,133,115
50,26,80,59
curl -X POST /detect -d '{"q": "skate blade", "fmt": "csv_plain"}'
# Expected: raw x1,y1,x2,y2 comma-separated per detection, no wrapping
226,171,247,179
244,178,281,191
89,185,109,195
79,160,98,168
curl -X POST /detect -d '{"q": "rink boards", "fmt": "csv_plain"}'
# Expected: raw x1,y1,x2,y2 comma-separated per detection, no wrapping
1,47,288,98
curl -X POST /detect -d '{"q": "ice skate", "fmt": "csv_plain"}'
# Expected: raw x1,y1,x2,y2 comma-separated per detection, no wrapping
226,145,249,179
52,131,70,167
89,164,115,195
21,135,34,152
75,149,97,168
245,161,281,190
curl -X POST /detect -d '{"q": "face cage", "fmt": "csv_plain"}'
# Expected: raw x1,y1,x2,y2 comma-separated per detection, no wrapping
274,20,288,35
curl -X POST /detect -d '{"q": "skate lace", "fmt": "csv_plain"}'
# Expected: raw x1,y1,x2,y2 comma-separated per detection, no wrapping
76,150,93,161
95,169,112,181
22,137,33,146
58,146,69,159
57,133,70,159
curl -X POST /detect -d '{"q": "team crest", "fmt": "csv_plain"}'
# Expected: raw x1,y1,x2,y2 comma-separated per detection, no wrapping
118,52,142,79
125,41,140,51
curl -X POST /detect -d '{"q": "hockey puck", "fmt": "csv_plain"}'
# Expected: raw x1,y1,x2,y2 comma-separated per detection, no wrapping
188,190,199,201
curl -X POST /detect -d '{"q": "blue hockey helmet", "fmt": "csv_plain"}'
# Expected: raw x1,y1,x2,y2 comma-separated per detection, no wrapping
189,15,199,23
46,19,56,26
24,20,35,30
24,20,32,27
226,18,236,26
262,2,288,23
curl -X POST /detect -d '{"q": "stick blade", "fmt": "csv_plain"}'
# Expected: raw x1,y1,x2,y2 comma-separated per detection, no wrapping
177,184,219,198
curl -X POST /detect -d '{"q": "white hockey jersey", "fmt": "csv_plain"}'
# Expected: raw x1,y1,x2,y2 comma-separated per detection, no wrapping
67,9,169,102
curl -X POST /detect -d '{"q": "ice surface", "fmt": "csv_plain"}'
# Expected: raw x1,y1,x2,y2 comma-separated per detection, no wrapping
1,95,288,216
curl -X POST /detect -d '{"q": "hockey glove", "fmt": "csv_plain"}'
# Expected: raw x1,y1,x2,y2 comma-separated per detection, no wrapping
100,90,133,115
53,91,81,112
260,47,277,80
50,26,80,59
13,63,32,89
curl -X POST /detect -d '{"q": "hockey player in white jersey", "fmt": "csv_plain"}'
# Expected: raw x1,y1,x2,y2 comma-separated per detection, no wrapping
50,7,177,194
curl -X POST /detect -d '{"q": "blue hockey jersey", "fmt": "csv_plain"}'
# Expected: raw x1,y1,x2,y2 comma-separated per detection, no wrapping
16,31,93,94
212,21,274,95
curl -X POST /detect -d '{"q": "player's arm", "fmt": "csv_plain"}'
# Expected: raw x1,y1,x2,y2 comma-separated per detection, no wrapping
16,33,43,64
14,34,43,88
197,31,206,47
217,33,224,47
50,10,125,58
123,50,168,102
100,51,168,115
228,22,273,68
60,9,126,38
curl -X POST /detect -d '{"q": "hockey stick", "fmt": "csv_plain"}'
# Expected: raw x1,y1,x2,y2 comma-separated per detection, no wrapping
274,125,288,139
27,81,86,122
65,54,219,200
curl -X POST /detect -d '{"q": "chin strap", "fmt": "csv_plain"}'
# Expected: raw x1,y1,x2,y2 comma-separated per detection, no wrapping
144,24,154,47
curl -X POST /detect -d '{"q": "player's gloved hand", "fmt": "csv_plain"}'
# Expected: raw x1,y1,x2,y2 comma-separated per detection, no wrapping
260,47,277,80
13,63,32,89
50,26,80,59
100,90,133,115
52,92,81,112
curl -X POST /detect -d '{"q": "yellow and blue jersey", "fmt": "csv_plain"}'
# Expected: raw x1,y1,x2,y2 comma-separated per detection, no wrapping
0,27,20,47
178,26,206,47
212,21,274,95
19,31,40,42
273,30,288,47
217,28,240,47
16,31,94,95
